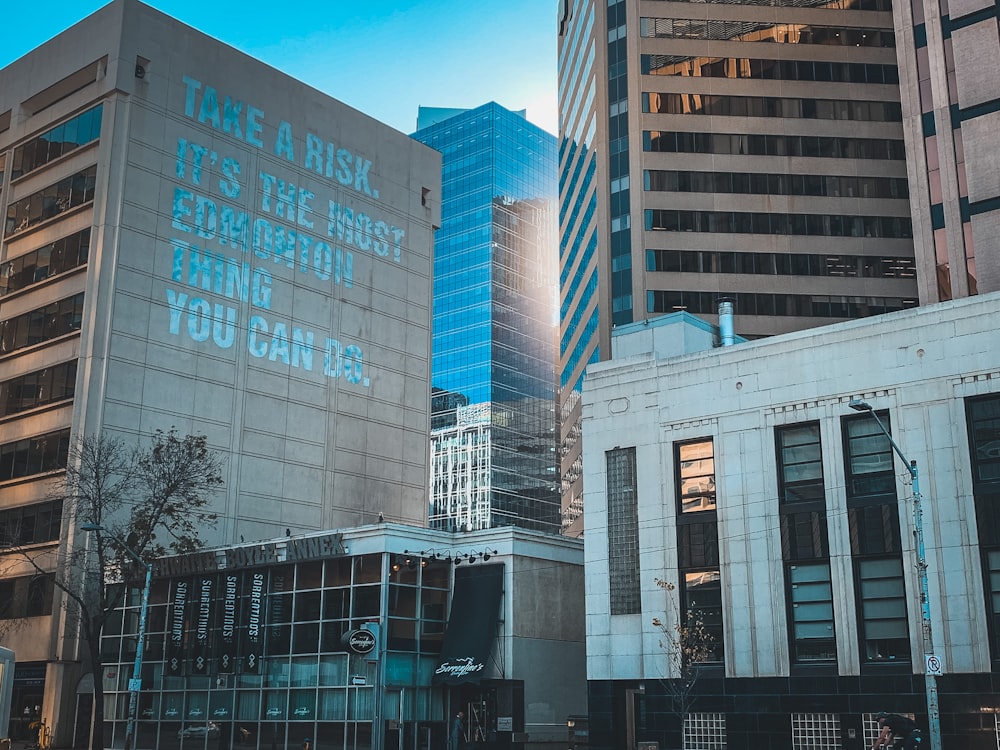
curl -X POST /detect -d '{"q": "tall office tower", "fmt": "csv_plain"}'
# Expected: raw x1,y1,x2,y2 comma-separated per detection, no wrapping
413,104,561,535
556,0,921,529
893,0,1000,300
0,0,439,735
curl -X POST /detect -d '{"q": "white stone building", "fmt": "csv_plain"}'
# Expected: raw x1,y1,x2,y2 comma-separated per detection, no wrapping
582,293,1000,749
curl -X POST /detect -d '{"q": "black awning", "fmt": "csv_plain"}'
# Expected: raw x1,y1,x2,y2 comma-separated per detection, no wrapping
432,563,504,685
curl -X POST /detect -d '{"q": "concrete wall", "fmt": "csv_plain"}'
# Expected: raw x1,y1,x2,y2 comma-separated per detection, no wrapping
0,0,442,546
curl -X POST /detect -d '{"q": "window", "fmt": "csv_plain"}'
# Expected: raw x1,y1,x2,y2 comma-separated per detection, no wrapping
684,713,725,750
967,395,1000,659
677,439,716,513
843,412,896,503
0,428,71,482
0,293,84,355
792,713,841,750
0,500,63,547
26,575,54,617
5,165,97,236
985,550,1000,659
0,229,90,297
967,394,1000,485
10,105,103,179
607,447,640,615
0,360,77,416
777,423,824,504
856,558,909,662
787,563,835,661
0,574,54,619
681,570,724,663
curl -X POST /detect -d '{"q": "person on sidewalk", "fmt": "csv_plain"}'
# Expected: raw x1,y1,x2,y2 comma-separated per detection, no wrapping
449,710,465,750
872,712,923,750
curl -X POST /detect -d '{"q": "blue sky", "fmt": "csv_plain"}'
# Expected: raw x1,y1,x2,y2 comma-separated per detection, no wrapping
0,0,559,135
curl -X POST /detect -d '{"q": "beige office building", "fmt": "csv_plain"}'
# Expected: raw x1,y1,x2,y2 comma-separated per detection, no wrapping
894,0,1000,299
0,0,440,742
557,0,921,532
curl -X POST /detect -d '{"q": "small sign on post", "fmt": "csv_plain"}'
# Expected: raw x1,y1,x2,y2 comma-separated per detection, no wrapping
925,654,943,675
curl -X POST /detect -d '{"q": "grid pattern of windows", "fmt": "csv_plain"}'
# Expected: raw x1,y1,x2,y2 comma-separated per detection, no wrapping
413,102,560,534
645,209,911,239
9,105,102,179
0,500,62,548
777,424,824,504
641,18,894,48
0,360,77,416
102,554,450,750
649,290,918,320
682,570,724,663
788,563,836,661
608,0,633,326
557,0,601,517
791,713,841,750
985,551,1000,659
647,249,915,280
675,438,723,661
857,558,909,662
683,713,726,750
645,131,906,161
0,428,71,482
648,0,891,11
645,170,908,200
777,424,835,662
644,55,898,84
0,229,90,297
0,574,54,619
677,440,716,513
607,447,640,615
966,394,1000,658
782,511,829,560
0,293,85,355
844,412,896,502
843,410,909,663
5,165,97,236
968,394,1000,484
644,92,902,122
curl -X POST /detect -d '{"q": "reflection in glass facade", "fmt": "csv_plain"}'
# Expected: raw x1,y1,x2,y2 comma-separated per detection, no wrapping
413,104,560,534
558,0,601,535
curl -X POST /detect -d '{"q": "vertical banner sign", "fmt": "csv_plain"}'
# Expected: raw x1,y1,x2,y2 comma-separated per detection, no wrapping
167,579,189,675
269,573,287,650
218,572,239,673
193,576,214,674
245,572,265,674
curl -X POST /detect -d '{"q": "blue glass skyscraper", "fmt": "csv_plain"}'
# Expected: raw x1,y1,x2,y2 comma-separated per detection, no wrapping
413,103,561,535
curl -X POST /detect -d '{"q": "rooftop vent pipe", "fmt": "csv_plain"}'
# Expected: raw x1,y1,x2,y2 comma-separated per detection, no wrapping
718,298,735,346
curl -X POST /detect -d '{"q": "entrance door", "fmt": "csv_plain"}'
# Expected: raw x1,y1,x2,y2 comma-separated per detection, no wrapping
73,694,93,749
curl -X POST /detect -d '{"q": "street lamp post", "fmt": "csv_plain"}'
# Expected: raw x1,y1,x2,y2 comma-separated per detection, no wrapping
81,523,152,750
848,400,941,750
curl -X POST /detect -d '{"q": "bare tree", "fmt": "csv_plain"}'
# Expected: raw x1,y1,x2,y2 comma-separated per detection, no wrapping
0,429,223,750
652,578,716,747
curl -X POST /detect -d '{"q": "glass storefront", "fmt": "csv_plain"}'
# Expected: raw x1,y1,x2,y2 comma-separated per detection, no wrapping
100,541,457,750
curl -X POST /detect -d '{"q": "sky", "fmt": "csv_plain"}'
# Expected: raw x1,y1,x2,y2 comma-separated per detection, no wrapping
0,0,559,136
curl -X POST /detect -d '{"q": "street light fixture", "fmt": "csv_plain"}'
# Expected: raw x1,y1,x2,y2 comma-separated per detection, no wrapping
81,523,152,750
847,399,941,750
